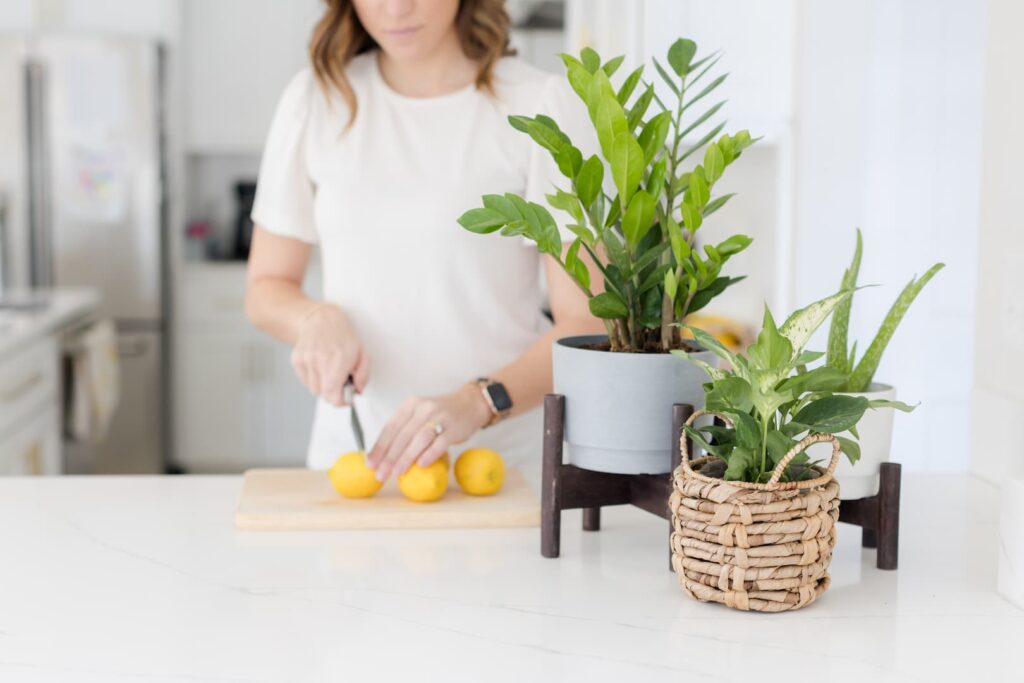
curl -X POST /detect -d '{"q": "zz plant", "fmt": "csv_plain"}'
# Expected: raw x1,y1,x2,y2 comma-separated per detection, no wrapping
677,290,914,483
457,38,756,352
827,229,945,392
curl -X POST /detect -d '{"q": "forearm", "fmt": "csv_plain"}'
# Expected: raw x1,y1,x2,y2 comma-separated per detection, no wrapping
245,278,326,346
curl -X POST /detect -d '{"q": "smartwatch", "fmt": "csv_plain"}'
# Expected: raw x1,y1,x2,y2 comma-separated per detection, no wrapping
476,377,513,428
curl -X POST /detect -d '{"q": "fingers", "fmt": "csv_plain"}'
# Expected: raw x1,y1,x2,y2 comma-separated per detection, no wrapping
416,434,450,468
290,350,321,397
374,403,433,481
319,355,350,407
367,397,415,468
388,424,441,480
352,350,371,394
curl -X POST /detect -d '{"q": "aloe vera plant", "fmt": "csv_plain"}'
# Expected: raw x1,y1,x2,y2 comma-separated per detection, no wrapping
827,230,945,392
457,38,756,352
676,289,911,482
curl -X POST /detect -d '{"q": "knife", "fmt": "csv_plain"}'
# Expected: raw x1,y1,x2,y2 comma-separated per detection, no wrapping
343,378,366,453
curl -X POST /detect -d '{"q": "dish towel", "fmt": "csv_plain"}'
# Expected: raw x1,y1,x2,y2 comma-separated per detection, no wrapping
68,320,120,442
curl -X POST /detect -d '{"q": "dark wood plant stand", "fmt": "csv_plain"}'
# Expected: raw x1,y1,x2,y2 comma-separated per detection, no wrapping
540,392,902,571
540,394,692,565
837,462,902,570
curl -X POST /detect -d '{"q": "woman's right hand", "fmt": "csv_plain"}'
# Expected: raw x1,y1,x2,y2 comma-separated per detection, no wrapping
291,304,369,406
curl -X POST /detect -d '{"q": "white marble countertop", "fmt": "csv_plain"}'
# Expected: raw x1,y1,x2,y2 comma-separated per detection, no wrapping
0,288,100,357
0,473,1018,683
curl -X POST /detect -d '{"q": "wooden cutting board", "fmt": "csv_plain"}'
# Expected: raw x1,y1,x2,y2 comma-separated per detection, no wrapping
234,467,540,530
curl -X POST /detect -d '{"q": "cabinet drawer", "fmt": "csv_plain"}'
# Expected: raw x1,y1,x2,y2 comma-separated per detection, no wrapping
0,337,59,441
0,404,61,475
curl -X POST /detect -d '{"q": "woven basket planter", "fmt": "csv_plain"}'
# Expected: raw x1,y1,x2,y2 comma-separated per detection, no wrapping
670,410,843,612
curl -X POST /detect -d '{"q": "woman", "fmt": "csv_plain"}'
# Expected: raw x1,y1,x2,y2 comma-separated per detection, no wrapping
245,0,603,484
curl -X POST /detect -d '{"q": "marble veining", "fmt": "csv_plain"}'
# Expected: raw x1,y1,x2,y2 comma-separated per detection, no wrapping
0,473,1019,683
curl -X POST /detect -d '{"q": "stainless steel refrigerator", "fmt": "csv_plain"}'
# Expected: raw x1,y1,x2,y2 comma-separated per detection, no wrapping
0,35,167,473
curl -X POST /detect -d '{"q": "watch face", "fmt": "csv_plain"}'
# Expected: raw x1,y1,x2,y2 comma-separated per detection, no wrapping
487,383,513,412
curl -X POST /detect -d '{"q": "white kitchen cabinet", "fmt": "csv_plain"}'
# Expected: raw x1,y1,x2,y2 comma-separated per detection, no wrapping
0,337,61,475
181,0,323,153
174,262,319,472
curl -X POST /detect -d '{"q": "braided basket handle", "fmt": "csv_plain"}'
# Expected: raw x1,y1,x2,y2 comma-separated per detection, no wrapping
681,409,843,490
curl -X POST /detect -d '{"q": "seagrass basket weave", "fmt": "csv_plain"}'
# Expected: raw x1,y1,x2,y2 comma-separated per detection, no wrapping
670,410,843,612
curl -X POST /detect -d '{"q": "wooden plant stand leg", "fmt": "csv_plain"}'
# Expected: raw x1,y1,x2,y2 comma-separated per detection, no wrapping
837,461,902,570
540,393,693,567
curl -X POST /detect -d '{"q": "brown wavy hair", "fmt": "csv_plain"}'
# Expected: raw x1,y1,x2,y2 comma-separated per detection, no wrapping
310,0,514,124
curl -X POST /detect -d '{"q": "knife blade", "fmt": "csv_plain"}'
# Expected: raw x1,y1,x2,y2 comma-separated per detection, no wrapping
343,379,365,453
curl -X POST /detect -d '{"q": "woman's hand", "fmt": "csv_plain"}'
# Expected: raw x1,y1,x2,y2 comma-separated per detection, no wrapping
367,384,492,482
291,304,370,406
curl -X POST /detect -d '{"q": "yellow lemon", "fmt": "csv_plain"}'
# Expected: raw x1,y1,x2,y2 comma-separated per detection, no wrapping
328,451,383,499
454,448,505,496
398,454,449,503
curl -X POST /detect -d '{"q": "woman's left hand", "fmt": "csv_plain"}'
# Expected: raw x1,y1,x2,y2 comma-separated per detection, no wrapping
367,384,493,482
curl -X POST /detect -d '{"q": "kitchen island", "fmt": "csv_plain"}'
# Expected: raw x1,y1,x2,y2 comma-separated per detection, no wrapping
0,473,1017,682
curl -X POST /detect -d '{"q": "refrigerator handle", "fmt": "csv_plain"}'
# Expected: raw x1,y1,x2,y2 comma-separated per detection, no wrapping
25,60,53,288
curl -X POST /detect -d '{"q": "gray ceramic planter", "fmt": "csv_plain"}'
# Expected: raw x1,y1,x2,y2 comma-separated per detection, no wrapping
552,334,715,475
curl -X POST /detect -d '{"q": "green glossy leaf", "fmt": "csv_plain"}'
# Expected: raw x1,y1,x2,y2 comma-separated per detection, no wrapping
637,263,671,294
565,238,591,290
685,168,710,207
646,157,667,196
705,376,753,413
703,143,724,183
546,189,584,224
581,46,601,73
836,435,861,466
828,229,862,373
779,289,854,357
617,65,644,105
610,132,644,206
679,100,727,140
747,305,793,370
482,194,521,220
564,223,595,247
725,446,754,481
638,111,671,165
560,53,592,101
666,214,688,263
668,38,698,77
766,429,797,467
792,395,870,434
627,84,655,130
652,57,680,96
664,269,678,300
588,291,628,319
866,398,918,413
555,145,584,180
715,234,751,257
678,121,727,163
682,74,727,114
621,189,656,247
586,70,628,160
602,54,625,77
672,351,726,381
575,155,604,209
457,207,507,234
686,276,745,316
682,203,703,232
703,193,735,218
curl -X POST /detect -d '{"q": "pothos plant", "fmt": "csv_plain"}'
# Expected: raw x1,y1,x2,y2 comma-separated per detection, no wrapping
676,290,915,483
827,229,945,392
457,38,756,352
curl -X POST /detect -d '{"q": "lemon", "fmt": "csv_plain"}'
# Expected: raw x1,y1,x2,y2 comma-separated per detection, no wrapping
328,451,383,499
398,454,449,503
454,448,505,496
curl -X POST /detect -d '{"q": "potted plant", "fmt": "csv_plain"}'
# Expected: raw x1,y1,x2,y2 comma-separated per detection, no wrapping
670,290,899,611
816,229,944,499
457,39,756,474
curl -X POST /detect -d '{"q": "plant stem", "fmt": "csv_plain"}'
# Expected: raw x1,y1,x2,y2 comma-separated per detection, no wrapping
660,71,688,351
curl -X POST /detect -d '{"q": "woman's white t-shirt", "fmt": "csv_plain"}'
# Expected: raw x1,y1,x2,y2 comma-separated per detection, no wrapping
251,51,595,478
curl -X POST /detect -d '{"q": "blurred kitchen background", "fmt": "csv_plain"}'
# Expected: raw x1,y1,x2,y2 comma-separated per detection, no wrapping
0,0,1014,483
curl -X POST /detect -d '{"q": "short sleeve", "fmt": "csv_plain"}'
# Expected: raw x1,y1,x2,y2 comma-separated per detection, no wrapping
251,70,319,244
524,76,601,243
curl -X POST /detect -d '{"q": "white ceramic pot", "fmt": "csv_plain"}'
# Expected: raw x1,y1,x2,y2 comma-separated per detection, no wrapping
552,335,714,475
809,383,897,500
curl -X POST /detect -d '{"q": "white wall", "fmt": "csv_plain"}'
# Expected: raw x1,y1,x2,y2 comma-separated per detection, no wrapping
794,0,984,472
971,0,1024,483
